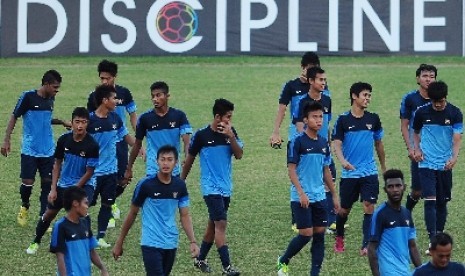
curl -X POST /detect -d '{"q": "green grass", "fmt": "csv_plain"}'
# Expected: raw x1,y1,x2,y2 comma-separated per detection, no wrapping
1,56,465,275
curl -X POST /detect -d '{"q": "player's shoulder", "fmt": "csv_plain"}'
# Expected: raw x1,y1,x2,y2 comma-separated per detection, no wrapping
168,107,187,116
57,130,73,141
115,84,131,93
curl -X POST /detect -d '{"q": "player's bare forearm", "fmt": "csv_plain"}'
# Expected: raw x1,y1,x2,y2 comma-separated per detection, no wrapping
374,140,386,173
90,250,108,275
408,240,422,267
1,115,17,156
229,135,243,159
75,167,94,188
129,112,138,133
181,154,195,180
179,207,196,243
113,205,139,259
367,242,380,276
56,252,67,276
323,166,337,196
452,133,462,160
181,134,191,160
400,119,411,149
288,163,309,208
51,118,71,128
332,140,354,170
51,159,63,190
270,104,286,144
124,134,136,147
126,139,142,172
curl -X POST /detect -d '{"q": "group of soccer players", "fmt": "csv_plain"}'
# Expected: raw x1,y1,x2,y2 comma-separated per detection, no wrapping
270,52,464,275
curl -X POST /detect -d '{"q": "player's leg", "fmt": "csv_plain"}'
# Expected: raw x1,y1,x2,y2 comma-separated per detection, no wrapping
360,174,379,256
419,168,437,243
113,140,128,220
193,195,217,273
83,184,96,229
326,159,337,233
18,154,38,226
141,246,165,276
436,170,452,233
162,248,177,276
406,160,421,211
334,178,358,253
96,173,117,247
310,200,328,276
37,156,54,217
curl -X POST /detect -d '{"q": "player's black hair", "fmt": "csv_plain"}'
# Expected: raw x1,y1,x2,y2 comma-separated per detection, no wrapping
383,169,404,183
150,81,169,94
416,63,437,77
41,70,62,85
94,84,116,106
98,59,118,77
427,81,448,101
306,67,325,81
63,186,87,211
301,52,320,67
157,145,178,160
349,82,372,105
72,107,90,120
302,101,324,119
213,98,234,117
430,232,453,250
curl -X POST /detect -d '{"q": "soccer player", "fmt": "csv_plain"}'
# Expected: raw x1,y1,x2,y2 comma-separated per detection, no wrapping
112,145,200,276
50,186,109,276
367,169,421,276
413,233,465,275
26,107,99,255
400,64,437,211
181,98,243,276
412,81,462,246
87,84,136,248
277,101,339,276
1,70,70,226
332,82,386,256
87,59,138,226
125,81,192,180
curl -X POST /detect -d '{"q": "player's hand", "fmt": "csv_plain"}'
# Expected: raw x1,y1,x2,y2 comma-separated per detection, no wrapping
298,193,310,208
112,244,123,261
332,194,340,214
444,157,457,170
48,189,57,204
270,133,284,149
341,160,355,171
62,120,72,130
100,270,109,276
190,242,200,258
413,149,423,162
299,68,308,83
217,122,234,138
124,169,133,184
138,147,146,162
1,140,10,157
407,148,415,161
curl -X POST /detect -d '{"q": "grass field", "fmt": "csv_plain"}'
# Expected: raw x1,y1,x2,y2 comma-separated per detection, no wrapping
1,56,465,275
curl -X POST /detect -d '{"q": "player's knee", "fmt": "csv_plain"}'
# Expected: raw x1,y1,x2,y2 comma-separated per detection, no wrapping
22,179,35,186
338,208,350,217
362,202,375,214
411,190,422,199
299,228,313,237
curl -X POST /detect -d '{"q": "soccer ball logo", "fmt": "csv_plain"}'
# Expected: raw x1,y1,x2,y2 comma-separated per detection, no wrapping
156,2,199,43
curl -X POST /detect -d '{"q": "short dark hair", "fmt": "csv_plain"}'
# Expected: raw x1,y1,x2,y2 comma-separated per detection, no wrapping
72,107,90,120
306,67,325,81
150,81,169,94
427,81,448,101
63,186,87,211
416,63,437,77
350,82,372,105
301,52,320,67
430,232,453,250
383,169,404,183
157,145,178,160
42,70,62,85
212,98,234,117
302,101,324,119
98,59,118,76
94,84,116,106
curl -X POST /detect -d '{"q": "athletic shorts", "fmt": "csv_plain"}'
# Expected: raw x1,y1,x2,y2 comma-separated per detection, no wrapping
204,194,230,221
141,245,177,276
410,160,421,191
116,140,129,181
20,154,53,180
291,200,328,229
339,174,379,209
48,185,95,210
419,168,452,203
92,173,117,206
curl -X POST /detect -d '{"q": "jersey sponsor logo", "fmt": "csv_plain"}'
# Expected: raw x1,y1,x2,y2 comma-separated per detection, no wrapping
348,125,355,130
445,119,451,125
306,147,313,152
85,231,89,237
71,233,77,238
64,147,69,151
366,124,372,130
154,192,161,196
207,140,214,144
226,138,231,144
296,90,302,94
389,221,396,225
34,105,39,108
80,151,86,157
324,107,328,113
173,192,178,198
426,119,431,122
405,220,410,226
94,127,101,131
169,121,176,128
112,124,117,129
322,148,327,153
116,98,123,105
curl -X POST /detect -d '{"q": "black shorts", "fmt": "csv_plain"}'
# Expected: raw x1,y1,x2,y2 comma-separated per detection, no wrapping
141,246,177,276
339,175,379,209
419,168,452,203
48,185,95,210
204,194,230,221
20,154,53,180
116,140,128,180
93,173,117,206
291,200,328,229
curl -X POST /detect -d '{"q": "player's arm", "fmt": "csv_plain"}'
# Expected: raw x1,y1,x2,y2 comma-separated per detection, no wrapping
75,166,95,188
367,242,380,276
323,166,339,212
181,154,195,180
90,249,109,276
288,163,309,208
51,118,71,129
270,104,287,146
179,207,200,258
408,239,422,267
56,252,67,276
1,115,18,157
112,204,140,260
445,133,462,170
125,138,143,181
374,140,386,173
181,133,191,162
49,158,63,203
219,123,243,159
332,139,355,170
412,131,423,162
124,134,146,160
400,118,415,160
129,112,138,133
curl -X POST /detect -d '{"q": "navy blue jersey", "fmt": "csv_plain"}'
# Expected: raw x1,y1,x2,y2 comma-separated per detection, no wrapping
12,90,55,157
292,93,332,140
413,261,465,275
87,84,137,128
87,112,128,176
399,90,430,148
136,108,192,176
50,217,98,276
332,111,384,178
188,126,244,196
132,175,189,249
413,103,463,170
287,133,330,202
54,132,99,187
370,202,416,276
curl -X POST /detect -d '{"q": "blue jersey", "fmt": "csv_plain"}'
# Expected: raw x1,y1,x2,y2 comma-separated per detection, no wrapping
132,175,189,249
188,126,244,196
292,93,332,140
399,90,430,148
370,202,416,276
54,132,99,187
12,90,55,157
413,103,463,170
413,261,465,275
50,217,98,276
332,111,384,178
87,84,137,129
287,133,330,202
136,108,192,176
87,112,128,176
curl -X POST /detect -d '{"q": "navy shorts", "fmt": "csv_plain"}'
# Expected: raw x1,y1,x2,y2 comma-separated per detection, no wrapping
48,185,95,210
141,245,177,276
116,140,128,180
410,160,421,191
291,200,328,229
329,158,337,181
20,154,54,180
419,168,452,203
339,175,379,209
204,195,230,221
92,173,117,206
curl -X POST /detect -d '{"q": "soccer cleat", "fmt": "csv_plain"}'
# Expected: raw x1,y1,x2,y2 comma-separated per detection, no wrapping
26,242,39,254
193,258,212,273
222,264,240,276
107,218,116,229
277,257,289,276
326,223,336,234
17,206,29,227
334,236,345,253
97,238,111,248
359,247,368,257
112,204,121,219
291,223,298,233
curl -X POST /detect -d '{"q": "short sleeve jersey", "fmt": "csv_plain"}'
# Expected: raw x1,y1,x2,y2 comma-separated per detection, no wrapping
413,262,465,275
399,90,430,148
292,93,332,140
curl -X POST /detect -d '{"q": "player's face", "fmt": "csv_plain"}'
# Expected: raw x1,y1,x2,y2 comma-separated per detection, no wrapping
157,152,177,174
304,110,323,132
46,81,60,98
75,197,89,217
99,72,116,87
309,73,327,92
151,89,169,109
71,116,88,136
103,92,117,111
218,111,233,125
384,179,405,203
431,98,447,111
416,70,436,91
352,90,371,109
431,243,452,268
